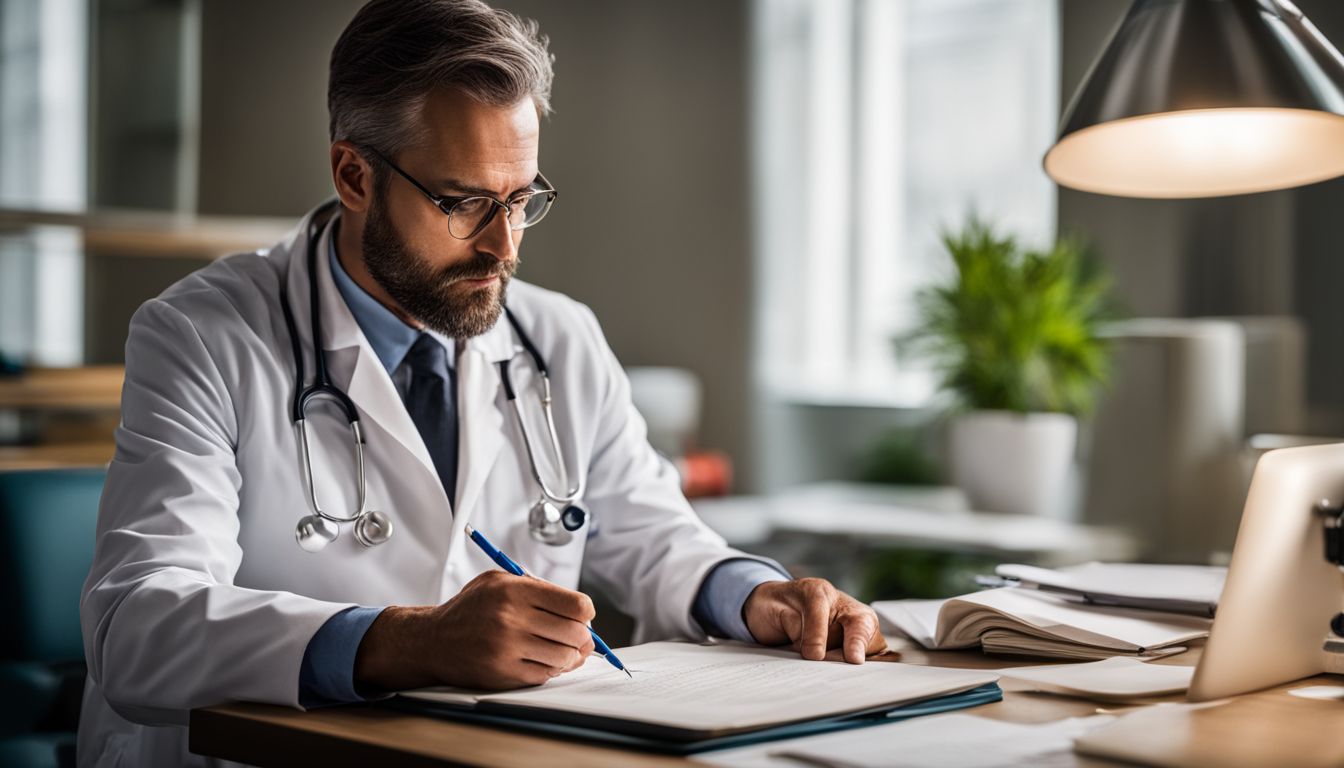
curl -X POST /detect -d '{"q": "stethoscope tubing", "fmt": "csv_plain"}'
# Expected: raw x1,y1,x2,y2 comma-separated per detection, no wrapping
496,313,585,508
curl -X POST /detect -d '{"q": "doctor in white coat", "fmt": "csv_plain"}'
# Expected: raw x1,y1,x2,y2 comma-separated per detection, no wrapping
78,1,885,765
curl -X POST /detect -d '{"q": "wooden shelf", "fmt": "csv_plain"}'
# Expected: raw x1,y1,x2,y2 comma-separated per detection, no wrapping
0,366,124,410
0,441,114,471
0,206,293,261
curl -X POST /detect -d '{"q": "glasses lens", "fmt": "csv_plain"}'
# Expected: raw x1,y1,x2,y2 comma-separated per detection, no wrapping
510,191,555,230
447,197,495,239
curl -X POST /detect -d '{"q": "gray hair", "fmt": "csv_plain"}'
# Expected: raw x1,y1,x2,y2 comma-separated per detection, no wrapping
328,0,554,158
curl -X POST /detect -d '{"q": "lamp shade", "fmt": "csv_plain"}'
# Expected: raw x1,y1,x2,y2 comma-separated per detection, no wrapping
1044,0,1344,198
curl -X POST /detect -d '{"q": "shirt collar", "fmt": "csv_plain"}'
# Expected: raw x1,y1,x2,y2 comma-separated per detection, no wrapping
326,220,455,374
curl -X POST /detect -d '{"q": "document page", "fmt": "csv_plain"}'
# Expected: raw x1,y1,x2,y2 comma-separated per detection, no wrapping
1000,657,1195,700
468,642,998,733
696,713,1115,768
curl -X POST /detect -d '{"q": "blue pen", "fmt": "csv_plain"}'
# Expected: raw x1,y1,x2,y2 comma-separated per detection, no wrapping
464,524,632,678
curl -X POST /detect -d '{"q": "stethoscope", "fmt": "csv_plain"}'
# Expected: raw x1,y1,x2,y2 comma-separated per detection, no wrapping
280,203,589,552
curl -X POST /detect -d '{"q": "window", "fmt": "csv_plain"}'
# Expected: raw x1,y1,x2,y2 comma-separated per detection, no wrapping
752,0,1059,406
0,0,88,365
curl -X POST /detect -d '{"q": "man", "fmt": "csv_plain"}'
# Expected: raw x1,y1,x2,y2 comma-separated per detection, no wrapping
78,1,884,764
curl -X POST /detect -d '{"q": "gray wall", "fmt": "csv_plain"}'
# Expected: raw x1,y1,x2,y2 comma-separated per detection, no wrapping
489,0,759,487
196,0,365,216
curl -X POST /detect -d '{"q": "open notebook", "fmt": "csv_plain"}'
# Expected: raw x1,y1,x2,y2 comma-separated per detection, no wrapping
397,641,999,746
875,588,1212,660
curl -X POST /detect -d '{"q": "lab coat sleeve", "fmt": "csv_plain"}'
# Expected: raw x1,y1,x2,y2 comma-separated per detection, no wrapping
80,299,357,726
573,305,785,643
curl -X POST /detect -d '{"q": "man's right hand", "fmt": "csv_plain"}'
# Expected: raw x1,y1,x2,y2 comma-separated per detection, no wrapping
352,570,598,692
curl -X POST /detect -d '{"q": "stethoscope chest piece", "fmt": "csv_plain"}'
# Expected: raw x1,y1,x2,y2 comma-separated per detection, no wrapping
528,499,589,545
295,513,340,553
353,509,394,547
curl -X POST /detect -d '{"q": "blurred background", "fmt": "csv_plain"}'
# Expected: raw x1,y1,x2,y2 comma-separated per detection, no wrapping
3,1,1344,753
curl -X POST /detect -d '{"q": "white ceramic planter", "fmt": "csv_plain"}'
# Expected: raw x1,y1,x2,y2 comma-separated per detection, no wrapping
948,410,1078,517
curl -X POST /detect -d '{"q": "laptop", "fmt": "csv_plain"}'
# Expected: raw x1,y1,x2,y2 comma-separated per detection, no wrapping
1188,441,1344,701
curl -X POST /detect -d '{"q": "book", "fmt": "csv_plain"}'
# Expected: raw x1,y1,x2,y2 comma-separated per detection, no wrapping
396,641,1000,748
874,587,1212,660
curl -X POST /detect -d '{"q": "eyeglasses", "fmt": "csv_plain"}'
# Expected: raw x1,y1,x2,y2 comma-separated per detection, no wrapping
365,147,558,240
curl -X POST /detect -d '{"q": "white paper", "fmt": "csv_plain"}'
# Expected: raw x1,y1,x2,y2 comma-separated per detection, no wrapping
402,642,998,733
1000,657,1194,700
873,598,943,647
1288,685,1344,701
695,713,1115,768
485,643,999,732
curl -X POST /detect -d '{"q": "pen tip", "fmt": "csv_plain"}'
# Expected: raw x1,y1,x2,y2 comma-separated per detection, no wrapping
624,668,633,679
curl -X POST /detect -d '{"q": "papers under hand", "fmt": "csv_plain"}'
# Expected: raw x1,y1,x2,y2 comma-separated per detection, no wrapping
1000,657,1195,701
402,642,997,738
874,587,1211,660
471,642,997,735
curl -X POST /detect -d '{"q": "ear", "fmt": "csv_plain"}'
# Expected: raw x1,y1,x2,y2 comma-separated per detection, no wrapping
330,140,375,213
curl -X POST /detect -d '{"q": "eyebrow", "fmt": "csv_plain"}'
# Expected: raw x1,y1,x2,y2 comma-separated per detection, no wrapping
435,177,536,199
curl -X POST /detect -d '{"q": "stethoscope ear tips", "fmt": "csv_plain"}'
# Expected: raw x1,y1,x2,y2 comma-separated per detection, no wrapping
296,514,339,552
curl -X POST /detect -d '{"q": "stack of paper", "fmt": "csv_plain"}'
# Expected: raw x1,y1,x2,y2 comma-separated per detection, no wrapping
875,587,1211,660
994,562,1226,617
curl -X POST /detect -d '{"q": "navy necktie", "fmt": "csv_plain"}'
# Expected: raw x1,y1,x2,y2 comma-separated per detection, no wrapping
400,333,458,506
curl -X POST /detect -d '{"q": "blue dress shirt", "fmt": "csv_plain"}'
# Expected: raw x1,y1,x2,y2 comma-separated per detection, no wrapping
299,232,788,707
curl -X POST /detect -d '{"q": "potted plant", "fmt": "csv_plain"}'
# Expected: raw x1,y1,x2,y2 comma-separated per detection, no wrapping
903,218,1114,517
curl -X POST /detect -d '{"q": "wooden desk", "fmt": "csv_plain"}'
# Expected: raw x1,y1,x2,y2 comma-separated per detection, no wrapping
189,640,1344,768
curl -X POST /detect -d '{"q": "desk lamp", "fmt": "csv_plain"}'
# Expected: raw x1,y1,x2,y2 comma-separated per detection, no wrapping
1045,0,1344,198
1044,0,1344,652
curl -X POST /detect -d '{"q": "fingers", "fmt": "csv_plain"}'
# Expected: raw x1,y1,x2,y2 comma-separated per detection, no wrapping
798,581,833,661
525,607,593,651
561,633,597,673
836,601,883,664
752,578,885,665
523,579,597,624
518,633,586,674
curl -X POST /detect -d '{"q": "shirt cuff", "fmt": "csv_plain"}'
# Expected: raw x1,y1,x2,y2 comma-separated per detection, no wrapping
299,606,385,708
691,558,790,644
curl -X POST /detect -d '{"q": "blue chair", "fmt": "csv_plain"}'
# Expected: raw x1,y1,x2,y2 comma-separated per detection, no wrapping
0,468,105,768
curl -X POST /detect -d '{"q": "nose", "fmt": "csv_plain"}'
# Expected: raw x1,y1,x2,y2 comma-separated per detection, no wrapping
472,202,520,267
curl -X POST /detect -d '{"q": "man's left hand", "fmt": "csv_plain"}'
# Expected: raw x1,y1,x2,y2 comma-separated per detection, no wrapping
742,578,888,664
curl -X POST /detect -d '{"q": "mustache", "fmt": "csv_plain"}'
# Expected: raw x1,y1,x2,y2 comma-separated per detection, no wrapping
438,252,519,284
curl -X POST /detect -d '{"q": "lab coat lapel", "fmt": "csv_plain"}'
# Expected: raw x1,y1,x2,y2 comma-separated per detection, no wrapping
291,210,447,508
452,323,514,521
442,320,514,566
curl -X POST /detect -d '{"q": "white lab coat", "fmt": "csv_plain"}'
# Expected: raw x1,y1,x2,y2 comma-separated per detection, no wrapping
77,203,765,767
